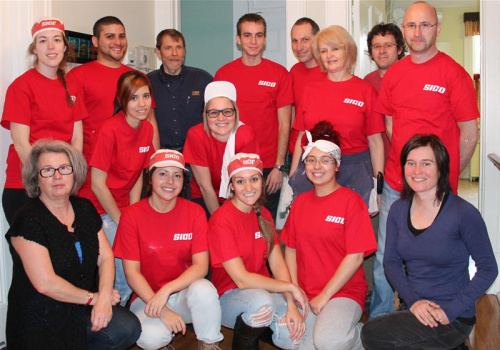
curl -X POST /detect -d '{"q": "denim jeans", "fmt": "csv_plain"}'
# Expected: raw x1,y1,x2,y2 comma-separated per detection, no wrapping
361,310,474,350
369,181,400,319
220,288,295,349
300,297,364,350
101,214,132,306
130,279,223,350
85,305,141,350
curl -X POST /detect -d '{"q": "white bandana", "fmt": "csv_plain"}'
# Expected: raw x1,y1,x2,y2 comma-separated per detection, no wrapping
301,130,341,165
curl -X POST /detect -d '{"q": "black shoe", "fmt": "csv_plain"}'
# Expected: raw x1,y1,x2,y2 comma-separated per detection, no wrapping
232,314,267,350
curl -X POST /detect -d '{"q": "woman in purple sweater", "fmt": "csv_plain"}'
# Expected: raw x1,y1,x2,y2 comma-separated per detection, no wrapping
361,134,498,350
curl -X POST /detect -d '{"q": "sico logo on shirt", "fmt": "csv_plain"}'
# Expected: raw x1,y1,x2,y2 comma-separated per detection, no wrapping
139,146,150,153
423,84,446,94
343,98,364,107
173,233,193,241
325,215,345,224
258,80,277,88
255,231,262,239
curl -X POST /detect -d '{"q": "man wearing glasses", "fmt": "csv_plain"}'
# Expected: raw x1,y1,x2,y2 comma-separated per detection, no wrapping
214,13,293,220
369,1,480,320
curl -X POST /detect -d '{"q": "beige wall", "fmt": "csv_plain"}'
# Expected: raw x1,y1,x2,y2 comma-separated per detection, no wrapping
436,5,480,67
52,0,156,51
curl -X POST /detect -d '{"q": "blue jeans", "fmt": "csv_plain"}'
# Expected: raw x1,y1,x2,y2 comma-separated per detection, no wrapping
220,288,295,349
369,181,400,319
130,279,223,349
101,214,132,306
85,305,141,350
361,310,473,349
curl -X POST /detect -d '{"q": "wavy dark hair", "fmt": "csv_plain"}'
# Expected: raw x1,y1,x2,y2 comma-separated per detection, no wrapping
400,134,452,202
367,22,406,60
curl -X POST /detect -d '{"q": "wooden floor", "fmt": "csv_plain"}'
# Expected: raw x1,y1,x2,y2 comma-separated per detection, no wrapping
129,294,500,350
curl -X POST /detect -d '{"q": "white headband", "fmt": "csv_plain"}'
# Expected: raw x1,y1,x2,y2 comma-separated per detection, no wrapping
301,130,341,165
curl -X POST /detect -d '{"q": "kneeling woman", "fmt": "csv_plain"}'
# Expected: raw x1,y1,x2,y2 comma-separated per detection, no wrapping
113,149,223,350
6,140,140,349
281,129,377,350
361,134,498,350
208,153,308,349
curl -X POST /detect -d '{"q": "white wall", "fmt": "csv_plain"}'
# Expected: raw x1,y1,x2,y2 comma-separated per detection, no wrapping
52,0,156,51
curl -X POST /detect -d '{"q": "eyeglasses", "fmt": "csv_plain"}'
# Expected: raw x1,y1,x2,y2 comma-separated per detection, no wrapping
39,165,74,178
304,156,335,166
403,22,438,31
371,43,397,51
206,108,235,119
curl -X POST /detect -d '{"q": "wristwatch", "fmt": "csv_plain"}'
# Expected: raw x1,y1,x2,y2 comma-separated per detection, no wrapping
274,164,285,172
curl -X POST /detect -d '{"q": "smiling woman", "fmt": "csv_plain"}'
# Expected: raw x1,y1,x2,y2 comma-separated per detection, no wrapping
78,70,155,306
113,149,223,350
5,140,141,349
184,81,259,217
1,18,85,225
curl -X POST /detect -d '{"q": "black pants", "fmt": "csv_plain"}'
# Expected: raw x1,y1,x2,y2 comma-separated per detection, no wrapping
361,310,473,350
2,188,30,225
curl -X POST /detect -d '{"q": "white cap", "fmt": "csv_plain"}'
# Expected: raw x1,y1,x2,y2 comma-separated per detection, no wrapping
204,81,237,103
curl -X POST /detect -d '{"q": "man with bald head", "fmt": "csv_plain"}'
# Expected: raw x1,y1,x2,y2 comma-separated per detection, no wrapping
369,1,480,319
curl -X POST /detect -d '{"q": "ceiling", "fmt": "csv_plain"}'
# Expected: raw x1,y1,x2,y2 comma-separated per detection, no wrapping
394,0,479,9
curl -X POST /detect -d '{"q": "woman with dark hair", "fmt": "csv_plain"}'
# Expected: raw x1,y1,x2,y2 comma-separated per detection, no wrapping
113,149,223,350
361,134,498,350
184,81,258,217
208,153,308,349
1,18,85,224
290,25,384,212
6,140,140,349
282,129,377,350
79,70,155,305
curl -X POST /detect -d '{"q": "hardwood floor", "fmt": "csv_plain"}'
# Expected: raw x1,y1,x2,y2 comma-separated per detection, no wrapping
129,294,500,350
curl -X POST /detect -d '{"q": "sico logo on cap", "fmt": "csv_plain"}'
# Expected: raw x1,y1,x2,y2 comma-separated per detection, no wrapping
164,154,180,160
242,159,256,165
42,21,57,26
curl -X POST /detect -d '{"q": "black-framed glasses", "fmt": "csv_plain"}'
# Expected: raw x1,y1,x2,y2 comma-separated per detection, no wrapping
39,165,74,178
206,108,236,119
304,156,335,166
371,43,397,51
403,22,438,31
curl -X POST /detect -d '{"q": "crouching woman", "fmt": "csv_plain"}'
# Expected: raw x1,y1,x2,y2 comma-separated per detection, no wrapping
113,149,223,350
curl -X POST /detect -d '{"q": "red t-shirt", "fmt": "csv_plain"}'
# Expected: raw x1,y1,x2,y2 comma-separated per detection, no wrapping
113,197,208,302
289,63,325,155
214,58,293,168
1,69,87,188
183,123,259,199
295,75,385,154
364,70,390,161
208,200,278,296
67,61,135,161
281,187,377,311
79,111,154,214
376,52,480,193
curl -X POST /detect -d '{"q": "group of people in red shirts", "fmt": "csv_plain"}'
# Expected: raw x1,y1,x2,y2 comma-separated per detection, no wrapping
2,2,498,350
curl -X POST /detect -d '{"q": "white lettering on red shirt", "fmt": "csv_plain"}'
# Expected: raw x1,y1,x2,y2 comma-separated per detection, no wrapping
325,215,345,224
173,233,193,241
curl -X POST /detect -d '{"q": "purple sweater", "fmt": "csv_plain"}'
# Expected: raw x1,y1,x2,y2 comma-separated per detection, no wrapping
384,192,498,322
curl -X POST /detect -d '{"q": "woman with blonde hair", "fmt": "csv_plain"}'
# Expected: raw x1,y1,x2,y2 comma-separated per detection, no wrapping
184,81,258,217
1,18,85,224
290,25,384,213
208,153,308,349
